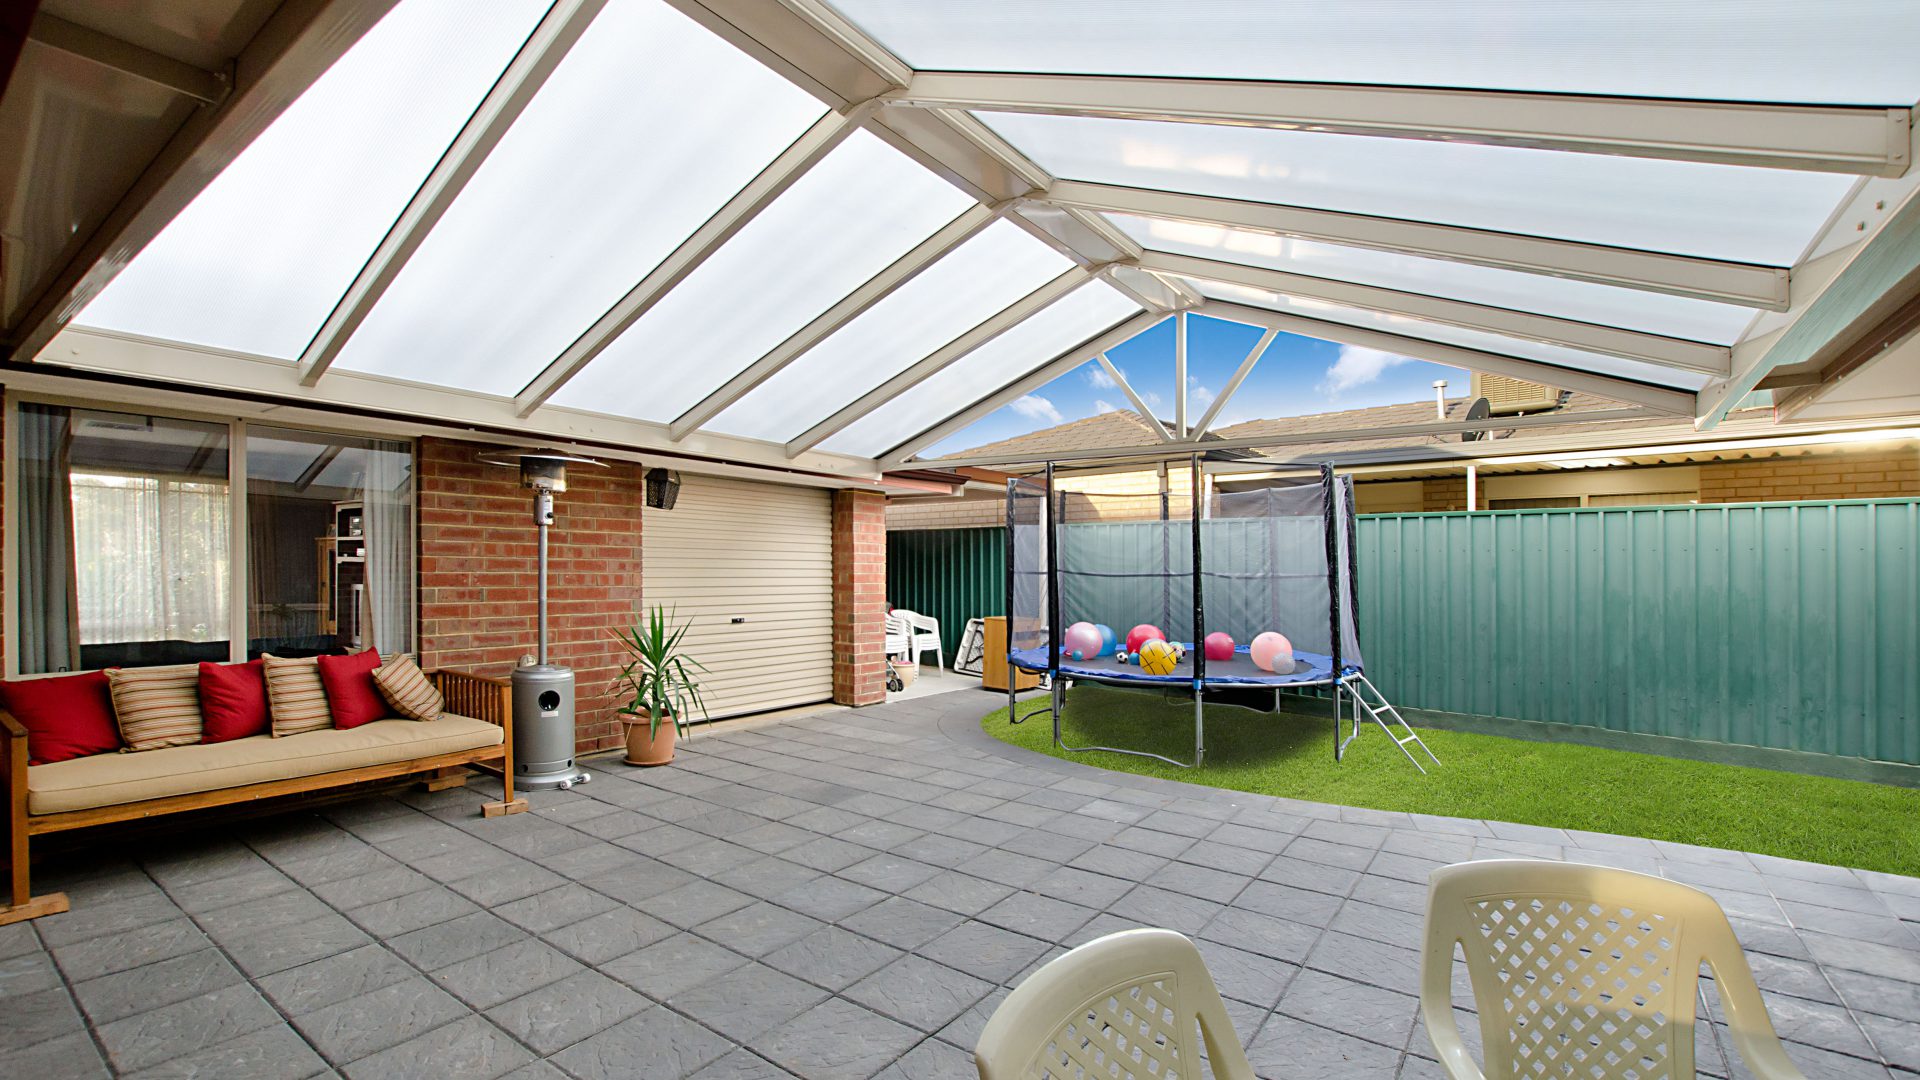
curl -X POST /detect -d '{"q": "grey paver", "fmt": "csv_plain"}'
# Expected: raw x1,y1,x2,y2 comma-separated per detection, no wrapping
670,963,830,1041
292,975,468,1064
487,969,649,1054
552,1007,735,1080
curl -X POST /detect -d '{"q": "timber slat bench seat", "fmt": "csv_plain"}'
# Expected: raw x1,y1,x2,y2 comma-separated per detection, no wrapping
1,669,528,925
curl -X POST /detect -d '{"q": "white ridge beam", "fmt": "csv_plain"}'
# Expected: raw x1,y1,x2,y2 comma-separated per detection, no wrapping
1098,353,1175,443
1138,249,1730,375
27,12,230,104
1191,325,1277,438
515,102,874,416
1202,299,1697,415
883,310,1167,463
301,0,609,386
884,72,1913,176
663,200,1004,438
1043,180,1790,310
784,267,1091,457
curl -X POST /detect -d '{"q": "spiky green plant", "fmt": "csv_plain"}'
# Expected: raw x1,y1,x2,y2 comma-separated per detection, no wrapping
610,605,709,741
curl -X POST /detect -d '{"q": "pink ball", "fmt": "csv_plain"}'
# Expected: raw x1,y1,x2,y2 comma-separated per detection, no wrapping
1203,632,1236,662
1250,631,1294,673
1125,624,1165,654
1062,622,1103,660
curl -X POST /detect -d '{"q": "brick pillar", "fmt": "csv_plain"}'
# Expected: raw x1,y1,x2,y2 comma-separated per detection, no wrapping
415,438,644,755
832,489,887,706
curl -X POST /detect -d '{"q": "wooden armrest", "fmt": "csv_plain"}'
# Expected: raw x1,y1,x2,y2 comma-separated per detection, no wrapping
0,712,24,742
427,669,514,729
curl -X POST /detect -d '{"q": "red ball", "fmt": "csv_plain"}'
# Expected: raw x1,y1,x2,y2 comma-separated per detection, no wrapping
1125,624,1165,654
1203,632,1236,662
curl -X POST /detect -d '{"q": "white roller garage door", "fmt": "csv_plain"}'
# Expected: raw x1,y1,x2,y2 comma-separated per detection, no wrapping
642,473,834,720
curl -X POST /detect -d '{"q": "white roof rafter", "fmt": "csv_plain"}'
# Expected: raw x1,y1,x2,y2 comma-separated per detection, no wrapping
883,72,1915,176
1042,181,1791,310
1096,351,1175,443
301,0,611,387
783,265,1095,456
1136,249,1731,375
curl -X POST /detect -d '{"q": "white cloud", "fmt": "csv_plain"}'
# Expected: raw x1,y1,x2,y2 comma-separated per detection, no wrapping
1084,364,1119,390
1010,394,1064,424
1094,399,1120,414
1319,345,1413,395
1187,377,1216,414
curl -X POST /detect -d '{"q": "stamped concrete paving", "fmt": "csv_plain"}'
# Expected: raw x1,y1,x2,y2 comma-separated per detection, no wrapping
5,689,1918,1079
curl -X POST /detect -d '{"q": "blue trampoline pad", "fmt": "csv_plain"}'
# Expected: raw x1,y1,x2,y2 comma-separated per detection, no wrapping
1009,644,1344,687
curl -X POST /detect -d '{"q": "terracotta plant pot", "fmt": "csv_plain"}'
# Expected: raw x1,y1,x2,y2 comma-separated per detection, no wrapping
623,710,677,767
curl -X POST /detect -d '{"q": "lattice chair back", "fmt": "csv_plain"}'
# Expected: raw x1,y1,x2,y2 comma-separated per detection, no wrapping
975,928,1253,1080
1420,860,1805,1080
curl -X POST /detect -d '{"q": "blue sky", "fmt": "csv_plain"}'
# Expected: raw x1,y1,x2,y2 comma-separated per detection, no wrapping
933,313,1468,455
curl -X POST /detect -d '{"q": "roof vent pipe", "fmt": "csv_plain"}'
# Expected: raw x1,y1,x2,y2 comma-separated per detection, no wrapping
1432,380,1449,420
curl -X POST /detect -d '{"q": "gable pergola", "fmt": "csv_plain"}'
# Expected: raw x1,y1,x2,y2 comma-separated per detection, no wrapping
4,0,1917,483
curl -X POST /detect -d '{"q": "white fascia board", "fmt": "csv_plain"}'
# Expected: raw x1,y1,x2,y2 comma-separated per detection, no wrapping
39,327,886,483
885,72,1913,176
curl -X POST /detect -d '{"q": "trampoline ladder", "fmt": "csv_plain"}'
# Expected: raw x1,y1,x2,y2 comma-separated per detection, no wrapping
1344,674,1441,774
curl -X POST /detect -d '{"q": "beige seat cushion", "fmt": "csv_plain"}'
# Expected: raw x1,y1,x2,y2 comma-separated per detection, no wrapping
27,714,503,815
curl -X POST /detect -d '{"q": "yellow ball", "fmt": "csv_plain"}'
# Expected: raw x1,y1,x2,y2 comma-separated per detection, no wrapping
1137,638,1178,676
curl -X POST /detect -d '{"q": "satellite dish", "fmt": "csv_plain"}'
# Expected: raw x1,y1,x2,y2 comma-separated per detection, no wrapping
1460,397,1491,442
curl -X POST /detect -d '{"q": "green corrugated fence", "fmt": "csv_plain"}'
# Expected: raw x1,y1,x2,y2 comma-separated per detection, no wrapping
887,498,1920,766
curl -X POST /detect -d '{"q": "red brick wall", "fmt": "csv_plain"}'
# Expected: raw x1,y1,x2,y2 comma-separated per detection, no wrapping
416,438,644,755
832,489,887,706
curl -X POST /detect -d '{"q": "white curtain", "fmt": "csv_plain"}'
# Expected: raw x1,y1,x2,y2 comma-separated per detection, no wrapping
362,440,414,655
69,473,230,646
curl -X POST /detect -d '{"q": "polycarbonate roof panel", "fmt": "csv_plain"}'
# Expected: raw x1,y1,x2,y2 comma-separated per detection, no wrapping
705,220,1073,442
822,281,1141,457
1112,215,1755,346
328,0,827,395
826,1,1920,105
73,0,554,359
1200,282,1711,391
549,131,975,422
982,113,1854,265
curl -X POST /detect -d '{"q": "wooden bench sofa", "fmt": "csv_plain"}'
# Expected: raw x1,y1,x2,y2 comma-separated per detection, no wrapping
1,669,529,926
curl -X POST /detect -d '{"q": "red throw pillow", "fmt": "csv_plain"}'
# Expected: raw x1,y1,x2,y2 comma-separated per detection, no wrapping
317,650,385,729
1,670,121,765
198,660,269,743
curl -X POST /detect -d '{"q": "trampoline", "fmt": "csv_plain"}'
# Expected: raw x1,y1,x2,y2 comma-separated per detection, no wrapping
1004,456,1438,771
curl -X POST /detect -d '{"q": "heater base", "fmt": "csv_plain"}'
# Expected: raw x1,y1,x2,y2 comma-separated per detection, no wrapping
517,768,591,792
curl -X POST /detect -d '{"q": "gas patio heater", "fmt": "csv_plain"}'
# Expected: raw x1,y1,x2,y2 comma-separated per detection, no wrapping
479,449,607,791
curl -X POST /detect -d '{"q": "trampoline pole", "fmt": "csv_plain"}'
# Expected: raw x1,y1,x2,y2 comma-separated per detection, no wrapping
1004,478,1017,727
1044,462,1062,750
1191,453,1205,768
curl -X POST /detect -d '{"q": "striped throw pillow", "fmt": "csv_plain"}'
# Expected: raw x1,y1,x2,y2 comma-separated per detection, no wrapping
106,665,204,751
263,654,331,737
372,654,443,722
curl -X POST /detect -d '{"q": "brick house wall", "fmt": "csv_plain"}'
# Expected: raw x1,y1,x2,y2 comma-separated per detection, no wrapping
1423,475,1468,512
1697,448,1920,503
415,437,645,756
832,489,887,706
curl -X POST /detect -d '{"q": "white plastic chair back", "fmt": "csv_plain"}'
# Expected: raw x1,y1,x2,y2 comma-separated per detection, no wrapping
905,610,944,670
1421,859,1805,1080
976,928,1253,1080
884,610,911,660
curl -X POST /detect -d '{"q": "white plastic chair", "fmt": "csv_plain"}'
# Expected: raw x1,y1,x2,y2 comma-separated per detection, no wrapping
895,608,944,671
883,610,912,663
975,928,1253,1080
1421,859,1805,1080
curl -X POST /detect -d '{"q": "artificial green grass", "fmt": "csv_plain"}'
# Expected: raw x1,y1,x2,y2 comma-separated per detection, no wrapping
984,684,1920,878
